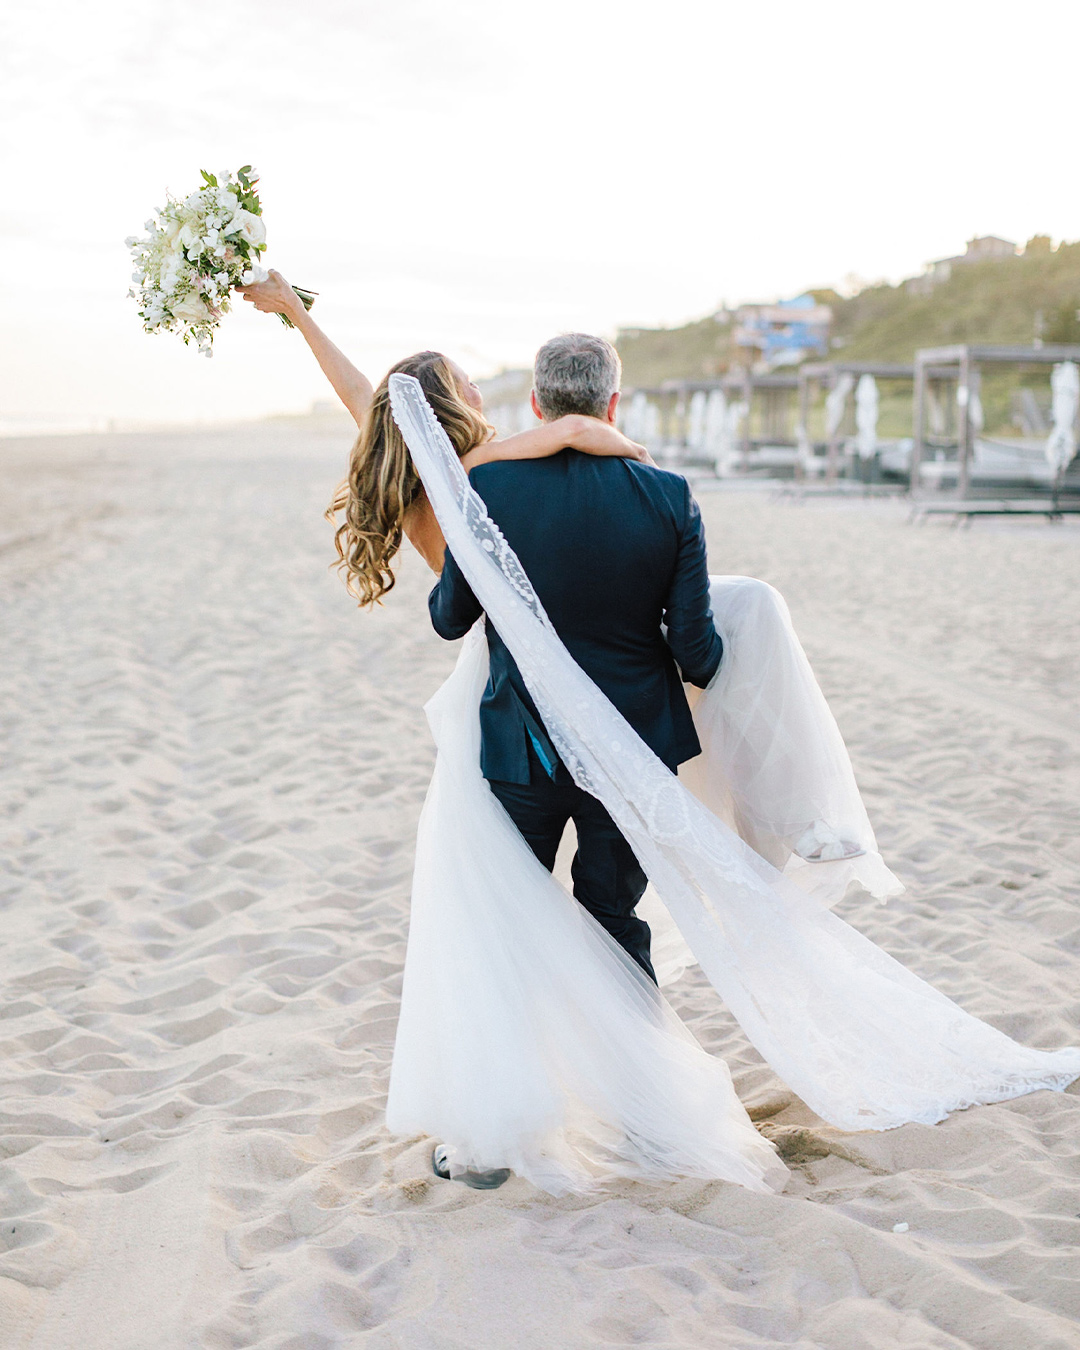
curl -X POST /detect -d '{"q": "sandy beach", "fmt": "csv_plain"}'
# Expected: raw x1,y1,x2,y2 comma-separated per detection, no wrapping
2,424,1079,1350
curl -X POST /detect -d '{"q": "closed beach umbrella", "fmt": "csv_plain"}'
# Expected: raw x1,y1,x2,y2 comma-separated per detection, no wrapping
825,372,854,442
687,390,708,452
855,374,879,461
1045,361,1080,476
705,388,727,457
623,390,648,443
715,398,747,476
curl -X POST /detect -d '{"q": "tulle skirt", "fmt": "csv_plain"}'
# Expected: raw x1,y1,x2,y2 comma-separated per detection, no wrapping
386,616,788,1195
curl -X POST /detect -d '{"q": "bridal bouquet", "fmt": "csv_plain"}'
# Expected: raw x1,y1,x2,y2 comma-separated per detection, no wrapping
126,165,314,356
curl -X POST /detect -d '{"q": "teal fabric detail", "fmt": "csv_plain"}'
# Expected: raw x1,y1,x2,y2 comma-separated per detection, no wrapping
526,727,558,780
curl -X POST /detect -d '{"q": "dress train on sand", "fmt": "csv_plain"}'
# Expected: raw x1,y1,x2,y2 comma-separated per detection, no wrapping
384,374,1080,1195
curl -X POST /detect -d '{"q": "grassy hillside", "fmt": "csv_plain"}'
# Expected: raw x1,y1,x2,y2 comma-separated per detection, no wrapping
617,314,734,387
616,240,1080,388
834,241,1080,361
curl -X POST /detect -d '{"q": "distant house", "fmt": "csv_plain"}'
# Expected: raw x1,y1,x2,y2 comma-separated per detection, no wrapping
732,294,832,368
920,236,1018,288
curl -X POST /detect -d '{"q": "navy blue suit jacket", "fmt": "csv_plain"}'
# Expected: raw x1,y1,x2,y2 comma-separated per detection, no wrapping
428,449,723,785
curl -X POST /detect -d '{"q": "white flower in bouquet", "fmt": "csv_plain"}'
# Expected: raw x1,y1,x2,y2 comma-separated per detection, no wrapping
171,292,214,324
126,165,315,357
230,209,266,247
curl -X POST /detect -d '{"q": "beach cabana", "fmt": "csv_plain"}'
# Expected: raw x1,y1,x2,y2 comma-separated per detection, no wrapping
621,376,798,477
797,362,914,481
720,369,800,475
911,344,1080,498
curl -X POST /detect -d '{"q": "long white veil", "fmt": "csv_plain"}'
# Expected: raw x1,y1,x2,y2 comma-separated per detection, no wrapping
386,374,1080,1188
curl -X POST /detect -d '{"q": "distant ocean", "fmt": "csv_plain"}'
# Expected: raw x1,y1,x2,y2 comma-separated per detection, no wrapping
0,415,120,438
0,402,351,440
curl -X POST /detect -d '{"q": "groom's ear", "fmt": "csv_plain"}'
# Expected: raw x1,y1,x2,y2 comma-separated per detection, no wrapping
605,390,620,424
530,390,544,421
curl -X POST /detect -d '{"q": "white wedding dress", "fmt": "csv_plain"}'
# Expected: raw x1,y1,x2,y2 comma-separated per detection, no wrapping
384,375,1080,1196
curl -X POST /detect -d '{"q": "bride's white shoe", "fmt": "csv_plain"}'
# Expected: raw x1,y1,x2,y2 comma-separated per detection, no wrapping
793,823,867,863
432,1144,511,1191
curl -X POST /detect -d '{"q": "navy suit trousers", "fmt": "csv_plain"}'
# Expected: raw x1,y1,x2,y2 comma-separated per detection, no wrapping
488,763,655,985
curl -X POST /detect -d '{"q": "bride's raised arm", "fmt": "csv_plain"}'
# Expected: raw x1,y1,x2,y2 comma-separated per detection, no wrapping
238,270,374,427
239,272,650,467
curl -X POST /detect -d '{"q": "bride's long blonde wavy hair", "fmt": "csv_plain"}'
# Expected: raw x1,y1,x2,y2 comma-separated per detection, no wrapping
326,351,493,606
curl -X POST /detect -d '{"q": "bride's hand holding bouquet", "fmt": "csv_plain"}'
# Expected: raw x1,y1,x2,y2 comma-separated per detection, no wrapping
237,268,313,327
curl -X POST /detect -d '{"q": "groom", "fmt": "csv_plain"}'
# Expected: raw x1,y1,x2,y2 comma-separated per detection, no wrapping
428,334,723,984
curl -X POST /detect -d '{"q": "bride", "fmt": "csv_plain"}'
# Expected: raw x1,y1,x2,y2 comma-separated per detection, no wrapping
241,273,1080,1196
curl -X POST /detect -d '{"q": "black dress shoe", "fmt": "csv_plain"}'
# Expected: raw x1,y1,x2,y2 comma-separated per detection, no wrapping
432,1144,511,1190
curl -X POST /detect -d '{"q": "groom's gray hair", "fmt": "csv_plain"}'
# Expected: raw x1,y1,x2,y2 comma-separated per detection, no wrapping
533,333,622,420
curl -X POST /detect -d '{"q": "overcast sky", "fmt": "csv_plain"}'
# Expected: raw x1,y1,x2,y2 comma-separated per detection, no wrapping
2,0,1078,429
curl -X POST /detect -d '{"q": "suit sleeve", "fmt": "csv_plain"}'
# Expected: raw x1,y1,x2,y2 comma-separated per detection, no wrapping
428,546,484,640
662,481,723,687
